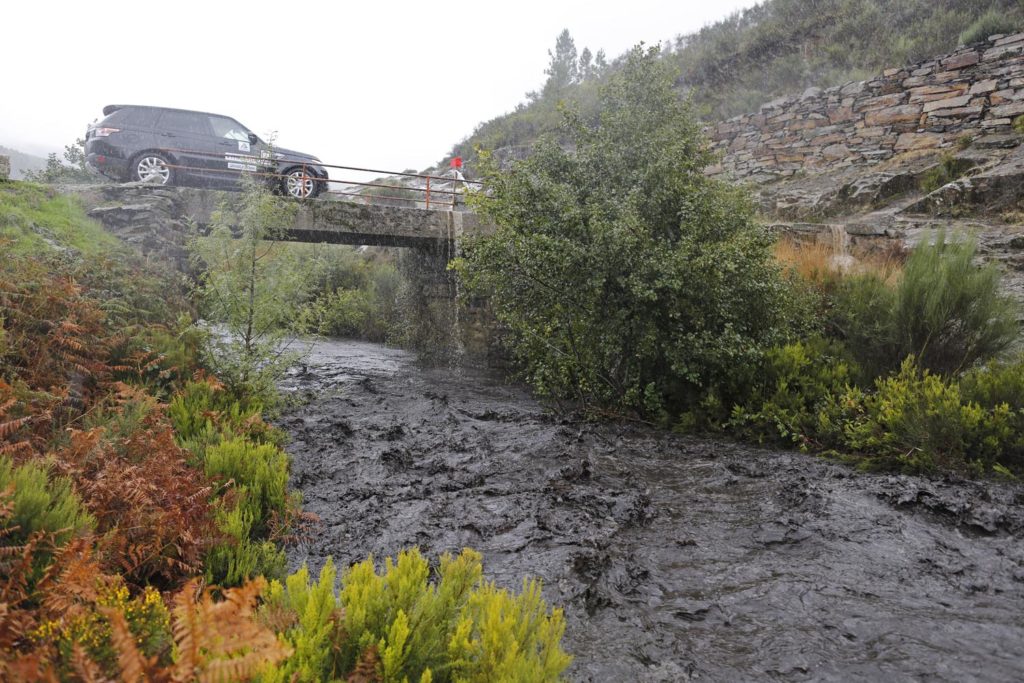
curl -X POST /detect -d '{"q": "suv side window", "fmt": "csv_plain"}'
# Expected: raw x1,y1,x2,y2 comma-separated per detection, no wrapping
158,111,211,137
208,115,251,141
105,108,160,129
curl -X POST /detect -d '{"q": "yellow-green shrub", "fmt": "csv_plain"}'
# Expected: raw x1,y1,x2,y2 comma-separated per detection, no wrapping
819,358,1017,473
260,548,571,682
0,456,95,578
203,436,290,530
168,378,270,452
204,501,286,587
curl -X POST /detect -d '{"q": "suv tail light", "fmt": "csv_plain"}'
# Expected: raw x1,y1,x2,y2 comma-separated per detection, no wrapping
92,127,120,137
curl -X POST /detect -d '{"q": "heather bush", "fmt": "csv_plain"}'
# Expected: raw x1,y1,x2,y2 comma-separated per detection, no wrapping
204,502,286,587
203,436,291,533
168,378,279,455
0,457,94,579
260,548,571,682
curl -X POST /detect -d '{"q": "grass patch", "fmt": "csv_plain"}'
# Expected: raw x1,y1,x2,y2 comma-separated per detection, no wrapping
0,182,121,257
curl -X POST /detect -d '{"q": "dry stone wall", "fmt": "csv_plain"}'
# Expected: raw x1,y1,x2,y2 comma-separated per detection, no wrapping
708,32,1024,183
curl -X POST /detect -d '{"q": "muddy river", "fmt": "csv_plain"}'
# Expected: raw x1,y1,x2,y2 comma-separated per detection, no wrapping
279,339,1024,682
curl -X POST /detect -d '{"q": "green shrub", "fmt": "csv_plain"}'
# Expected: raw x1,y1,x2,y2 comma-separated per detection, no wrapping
168,379,271,453
828,233,1018,379
818,358,1016,473
893,233,1017,375
918,154,971,194
0,456,95,578
959,9,1019,45
203,436,290,532
458,47,809,419
727,337,856,446
260,548,571,682
828,272,897,381
961,357,1024,468
205,502,286,587
299,253,402,343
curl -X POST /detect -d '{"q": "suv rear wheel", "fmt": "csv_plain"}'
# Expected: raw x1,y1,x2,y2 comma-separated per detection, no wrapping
283,166,319,199
133,153,173,185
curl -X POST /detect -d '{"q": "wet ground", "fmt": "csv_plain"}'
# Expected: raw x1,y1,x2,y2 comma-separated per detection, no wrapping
279,339,1024,682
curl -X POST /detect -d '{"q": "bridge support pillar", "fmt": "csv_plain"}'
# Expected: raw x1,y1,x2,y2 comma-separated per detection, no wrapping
397,242,465,366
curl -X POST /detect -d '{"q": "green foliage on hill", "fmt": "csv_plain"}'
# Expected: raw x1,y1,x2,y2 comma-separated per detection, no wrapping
446,0,1024,167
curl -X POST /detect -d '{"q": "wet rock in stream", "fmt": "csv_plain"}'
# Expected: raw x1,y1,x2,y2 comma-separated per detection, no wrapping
279,340,1024,682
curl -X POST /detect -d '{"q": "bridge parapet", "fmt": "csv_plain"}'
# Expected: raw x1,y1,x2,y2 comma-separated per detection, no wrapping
72,183,493,249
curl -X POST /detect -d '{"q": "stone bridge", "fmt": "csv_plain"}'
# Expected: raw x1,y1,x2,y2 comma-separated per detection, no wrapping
72,184,491,251
67,182,496,362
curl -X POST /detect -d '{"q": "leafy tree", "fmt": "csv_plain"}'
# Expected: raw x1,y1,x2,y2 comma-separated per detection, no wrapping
457,46,808,419
192,174,311,406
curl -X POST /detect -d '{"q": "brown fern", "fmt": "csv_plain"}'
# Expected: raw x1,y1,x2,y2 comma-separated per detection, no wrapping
348,645,382,683
70,644,112,683
169,577,291,682
102,607,157,683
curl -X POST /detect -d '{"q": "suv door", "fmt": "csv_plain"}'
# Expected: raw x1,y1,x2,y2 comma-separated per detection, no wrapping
207,114,271,185
154,110,219,185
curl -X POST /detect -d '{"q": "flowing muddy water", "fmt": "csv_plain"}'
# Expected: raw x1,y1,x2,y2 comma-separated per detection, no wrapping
279,339,1024,681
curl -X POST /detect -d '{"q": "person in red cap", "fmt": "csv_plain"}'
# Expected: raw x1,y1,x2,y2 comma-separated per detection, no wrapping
449,157,467,209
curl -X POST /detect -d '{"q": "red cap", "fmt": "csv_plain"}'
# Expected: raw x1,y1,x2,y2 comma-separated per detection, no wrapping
450,157,463,168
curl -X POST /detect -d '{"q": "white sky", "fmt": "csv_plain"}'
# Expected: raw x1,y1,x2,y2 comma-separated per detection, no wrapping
2,0,758,178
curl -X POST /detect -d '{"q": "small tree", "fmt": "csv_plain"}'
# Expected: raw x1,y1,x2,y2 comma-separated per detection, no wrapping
458,46,808,419
24,138,95,184
192,173,311,406
542,29,580,98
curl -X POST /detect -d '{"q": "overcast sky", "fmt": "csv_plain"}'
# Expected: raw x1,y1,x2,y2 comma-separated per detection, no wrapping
3,0,758,177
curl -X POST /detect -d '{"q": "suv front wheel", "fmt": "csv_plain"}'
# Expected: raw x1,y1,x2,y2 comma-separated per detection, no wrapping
133,153,174,186
283,166,320,199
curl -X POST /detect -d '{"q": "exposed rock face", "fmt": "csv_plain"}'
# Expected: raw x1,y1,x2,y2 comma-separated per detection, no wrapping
708,33,1024,183
0,155,10,181
76,184,192,271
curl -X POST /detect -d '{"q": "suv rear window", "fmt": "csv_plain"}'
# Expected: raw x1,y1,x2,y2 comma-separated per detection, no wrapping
158,110,211,136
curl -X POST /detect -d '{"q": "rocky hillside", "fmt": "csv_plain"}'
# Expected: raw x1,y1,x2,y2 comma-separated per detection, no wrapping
442,0,1024,170
713,31,1024,310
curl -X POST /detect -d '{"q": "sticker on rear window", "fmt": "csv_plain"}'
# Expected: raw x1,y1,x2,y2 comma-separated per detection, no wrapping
238,141,251,152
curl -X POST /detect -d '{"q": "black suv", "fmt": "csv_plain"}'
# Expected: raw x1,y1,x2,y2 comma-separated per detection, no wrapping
84,105,329,198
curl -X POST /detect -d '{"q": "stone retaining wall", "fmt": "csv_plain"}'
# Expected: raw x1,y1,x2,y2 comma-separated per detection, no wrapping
708,32,1024,182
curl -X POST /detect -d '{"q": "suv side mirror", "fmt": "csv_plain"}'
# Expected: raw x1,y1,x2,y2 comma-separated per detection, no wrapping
248,133,259,145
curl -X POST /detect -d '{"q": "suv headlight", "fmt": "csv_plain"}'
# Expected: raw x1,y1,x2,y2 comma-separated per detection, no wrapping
92,127,120,137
